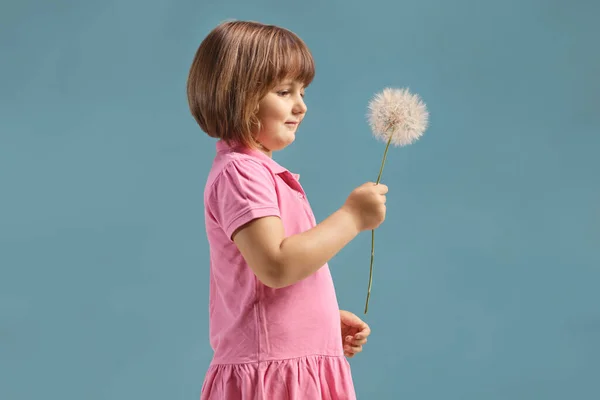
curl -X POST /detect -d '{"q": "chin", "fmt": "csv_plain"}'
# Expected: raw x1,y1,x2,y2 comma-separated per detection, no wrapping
273,135,296,151
258,131,296,152
282,135,296,148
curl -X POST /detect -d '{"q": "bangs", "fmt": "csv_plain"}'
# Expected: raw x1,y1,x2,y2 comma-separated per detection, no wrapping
267,28,315,87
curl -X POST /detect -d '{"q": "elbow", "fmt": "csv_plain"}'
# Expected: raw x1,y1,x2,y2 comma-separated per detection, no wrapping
244,242,295,289
261,278,286,289
257,260,292,289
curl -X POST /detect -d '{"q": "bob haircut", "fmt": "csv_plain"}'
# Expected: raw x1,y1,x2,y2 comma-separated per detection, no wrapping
186,20,315,149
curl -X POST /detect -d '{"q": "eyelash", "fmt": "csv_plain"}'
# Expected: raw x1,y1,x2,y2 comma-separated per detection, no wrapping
278,90,305,98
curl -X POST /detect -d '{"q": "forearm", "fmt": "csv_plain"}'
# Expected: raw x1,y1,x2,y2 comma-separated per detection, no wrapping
273,207,360,287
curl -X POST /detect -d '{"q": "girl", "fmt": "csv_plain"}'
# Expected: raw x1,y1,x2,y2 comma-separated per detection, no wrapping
187,20,388,400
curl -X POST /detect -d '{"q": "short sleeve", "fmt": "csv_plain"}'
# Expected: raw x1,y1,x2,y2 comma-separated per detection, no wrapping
208,158,281,240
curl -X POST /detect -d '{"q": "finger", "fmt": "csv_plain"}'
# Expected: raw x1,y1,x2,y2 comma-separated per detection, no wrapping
345,344,362,354
376,184,388,194
346,335,367,346
341,315,367,331
356,326,371,339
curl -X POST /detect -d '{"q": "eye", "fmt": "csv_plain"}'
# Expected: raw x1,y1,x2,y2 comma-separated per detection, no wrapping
277,90,290,96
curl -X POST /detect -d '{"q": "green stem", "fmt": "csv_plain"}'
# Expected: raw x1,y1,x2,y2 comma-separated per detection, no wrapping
364,134,393,314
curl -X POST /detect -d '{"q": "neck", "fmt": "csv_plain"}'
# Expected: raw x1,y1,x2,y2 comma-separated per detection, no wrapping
256,142,273,158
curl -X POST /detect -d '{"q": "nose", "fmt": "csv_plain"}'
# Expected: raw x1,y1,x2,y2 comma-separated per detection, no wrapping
293,95,307,116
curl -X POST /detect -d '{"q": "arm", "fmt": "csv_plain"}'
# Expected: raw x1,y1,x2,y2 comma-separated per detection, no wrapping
212,159,386,289
232,207,360,289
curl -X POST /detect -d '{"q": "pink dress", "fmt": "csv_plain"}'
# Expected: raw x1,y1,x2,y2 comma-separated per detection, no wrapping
200,140,356,399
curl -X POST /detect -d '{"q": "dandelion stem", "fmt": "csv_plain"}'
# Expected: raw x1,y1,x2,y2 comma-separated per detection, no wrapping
365,133,393,314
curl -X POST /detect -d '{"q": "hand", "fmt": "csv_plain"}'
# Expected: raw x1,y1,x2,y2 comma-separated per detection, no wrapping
339,309,371,358
342,182,388,231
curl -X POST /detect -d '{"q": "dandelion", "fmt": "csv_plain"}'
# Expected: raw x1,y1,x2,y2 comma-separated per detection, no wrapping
364,88,429,314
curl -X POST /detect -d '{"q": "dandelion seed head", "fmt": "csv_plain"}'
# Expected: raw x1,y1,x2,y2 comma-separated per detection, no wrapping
367,88,429,147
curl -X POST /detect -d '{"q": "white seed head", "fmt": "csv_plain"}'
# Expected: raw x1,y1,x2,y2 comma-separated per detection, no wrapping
367,88,429,146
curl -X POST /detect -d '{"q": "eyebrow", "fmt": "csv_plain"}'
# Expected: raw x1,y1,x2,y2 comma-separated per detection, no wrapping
279,80,303,87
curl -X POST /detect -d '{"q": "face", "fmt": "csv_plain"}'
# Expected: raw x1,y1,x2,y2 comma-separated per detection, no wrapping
254,80,307,156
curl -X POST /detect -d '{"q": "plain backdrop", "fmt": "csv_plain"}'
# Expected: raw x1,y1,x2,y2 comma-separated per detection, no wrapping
1,0,599,399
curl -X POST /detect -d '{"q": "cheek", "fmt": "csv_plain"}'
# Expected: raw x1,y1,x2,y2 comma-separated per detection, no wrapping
257,118,276,134
259,113,283,131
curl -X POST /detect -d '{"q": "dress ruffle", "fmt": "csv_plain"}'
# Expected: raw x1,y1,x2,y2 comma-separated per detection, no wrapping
201,354,356,400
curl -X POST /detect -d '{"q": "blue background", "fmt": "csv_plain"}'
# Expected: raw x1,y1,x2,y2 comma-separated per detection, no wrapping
2,0,599,399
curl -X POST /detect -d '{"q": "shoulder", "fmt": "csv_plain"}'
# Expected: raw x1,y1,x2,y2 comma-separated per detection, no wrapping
205,154,277,200
214,154,275,184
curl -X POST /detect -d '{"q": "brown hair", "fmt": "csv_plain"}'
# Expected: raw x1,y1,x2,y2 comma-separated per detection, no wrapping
186,20,315,149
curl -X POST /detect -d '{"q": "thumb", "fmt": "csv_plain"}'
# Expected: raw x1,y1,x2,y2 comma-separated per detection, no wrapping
341,312,366,328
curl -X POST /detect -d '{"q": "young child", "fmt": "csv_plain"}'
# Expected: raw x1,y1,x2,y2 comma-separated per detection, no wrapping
187,20,388,400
